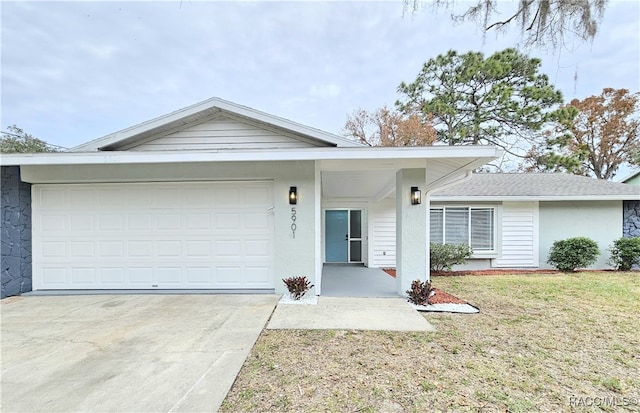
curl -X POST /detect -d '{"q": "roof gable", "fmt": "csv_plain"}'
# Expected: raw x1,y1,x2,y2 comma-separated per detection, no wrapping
70,97,361,152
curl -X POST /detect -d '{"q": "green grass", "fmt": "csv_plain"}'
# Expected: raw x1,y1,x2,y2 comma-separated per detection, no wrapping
221,272,640,412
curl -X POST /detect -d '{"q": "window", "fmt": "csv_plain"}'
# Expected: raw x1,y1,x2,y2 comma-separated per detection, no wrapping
430,207,495,252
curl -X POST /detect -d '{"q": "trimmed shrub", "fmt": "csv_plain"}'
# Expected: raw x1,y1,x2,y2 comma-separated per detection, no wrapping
282,276,314,300
608,237,640,271
547,237,600,272
406,279,434,306
430,243,473,272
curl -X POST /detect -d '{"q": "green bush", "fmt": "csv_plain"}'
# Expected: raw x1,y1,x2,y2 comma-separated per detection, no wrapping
430,243,473,272
547,237,600,272
608,237,640,271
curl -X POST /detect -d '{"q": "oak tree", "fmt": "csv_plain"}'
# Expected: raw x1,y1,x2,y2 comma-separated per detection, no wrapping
343,106,436,147
0,125,60,153
404,0,607,49
396,48,563,163
525,88,640,180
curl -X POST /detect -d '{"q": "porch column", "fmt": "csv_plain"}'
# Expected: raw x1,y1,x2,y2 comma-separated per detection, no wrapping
395,168,427,296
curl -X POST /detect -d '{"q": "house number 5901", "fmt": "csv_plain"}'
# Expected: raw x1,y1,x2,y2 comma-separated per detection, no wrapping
290,207,297,239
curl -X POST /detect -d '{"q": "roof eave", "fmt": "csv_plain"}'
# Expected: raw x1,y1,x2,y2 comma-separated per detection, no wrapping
0,145,503,167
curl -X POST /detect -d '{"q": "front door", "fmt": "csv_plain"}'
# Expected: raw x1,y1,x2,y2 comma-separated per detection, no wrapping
325,210,362,262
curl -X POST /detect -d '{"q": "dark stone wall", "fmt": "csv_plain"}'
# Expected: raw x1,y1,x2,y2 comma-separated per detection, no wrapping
623,200,640,238
1,166,32,298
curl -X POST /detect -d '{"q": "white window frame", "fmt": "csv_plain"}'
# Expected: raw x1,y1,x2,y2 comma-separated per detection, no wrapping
430,206,498,257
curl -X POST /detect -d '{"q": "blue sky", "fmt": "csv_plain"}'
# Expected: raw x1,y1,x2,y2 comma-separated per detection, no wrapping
2,1,639,153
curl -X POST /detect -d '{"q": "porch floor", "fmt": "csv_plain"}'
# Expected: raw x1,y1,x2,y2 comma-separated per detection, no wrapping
321,264,398,297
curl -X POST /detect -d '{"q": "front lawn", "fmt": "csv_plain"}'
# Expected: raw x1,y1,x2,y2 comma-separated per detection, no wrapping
221,272,640,412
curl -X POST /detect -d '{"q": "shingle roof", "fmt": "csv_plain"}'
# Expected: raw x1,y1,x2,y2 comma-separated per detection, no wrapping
431,173,640,200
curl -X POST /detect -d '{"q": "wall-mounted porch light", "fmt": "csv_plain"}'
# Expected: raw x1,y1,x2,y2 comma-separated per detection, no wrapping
411,186,421,205
289,186,298,205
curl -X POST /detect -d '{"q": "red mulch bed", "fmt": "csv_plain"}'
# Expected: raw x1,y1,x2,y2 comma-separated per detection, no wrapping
383,268,562,278
429,288,467,304
382,268,469,305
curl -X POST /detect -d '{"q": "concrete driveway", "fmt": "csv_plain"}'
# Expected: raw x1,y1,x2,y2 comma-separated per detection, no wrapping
1,294,279,412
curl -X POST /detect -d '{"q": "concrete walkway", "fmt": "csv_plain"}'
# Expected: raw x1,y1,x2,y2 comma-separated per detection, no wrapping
1,294,279,413
321,264,397,297
267,297,435,331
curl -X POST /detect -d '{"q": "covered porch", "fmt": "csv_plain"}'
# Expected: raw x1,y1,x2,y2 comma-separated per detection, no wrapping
315,147,500,296
320,264,397,297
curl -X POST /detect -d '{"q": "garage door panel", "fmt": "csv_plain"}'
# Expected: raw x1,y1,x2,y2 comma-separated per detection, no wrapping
157,268,182,284
245,267,271,284
157,214,181,230
71,268,96,284
33,182,274,290
128,240,153,257
98,215,123,231
186,214,211,230
186,240,212,257
129,268,153,284
215,240,241,257
39,188,67,208
127,215,152,231
216,267,241,285
42,242,65,258
184,187,213,206
213,187,240,206
41,268,67,285
245,240,270,258
41,214,67,231
97,189,123,208
215,213,241,230
99,241,124,257
69,242,94,258
69,189,96,207
186,267,212,284
100,268,125,284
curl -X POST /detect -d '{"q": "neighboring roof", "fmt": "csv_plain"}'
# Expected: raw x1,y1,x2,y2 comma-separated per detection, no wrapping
620,170,640,184
431,173,640,201
69,97,362,151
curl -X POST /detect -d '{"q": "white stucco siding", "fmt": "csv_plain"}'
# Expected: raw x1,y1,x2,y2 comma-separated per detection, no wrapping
371,198,396,268
539,200,622,269
126,116,324,151
493,202,539,268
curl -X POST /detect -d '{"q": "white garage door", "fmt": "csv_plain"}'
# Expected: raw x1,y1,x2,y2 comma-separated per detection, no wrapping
32,182,274,290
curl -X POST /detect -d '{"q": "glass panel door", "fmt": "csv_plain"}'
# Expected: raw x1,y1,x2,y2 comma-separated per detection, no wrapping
349,210,362,262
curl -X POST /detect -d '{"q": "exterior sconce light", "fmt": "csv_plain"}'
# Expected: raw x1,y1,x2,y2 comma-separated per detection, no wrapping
289,186,298,205
411,186,421,205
